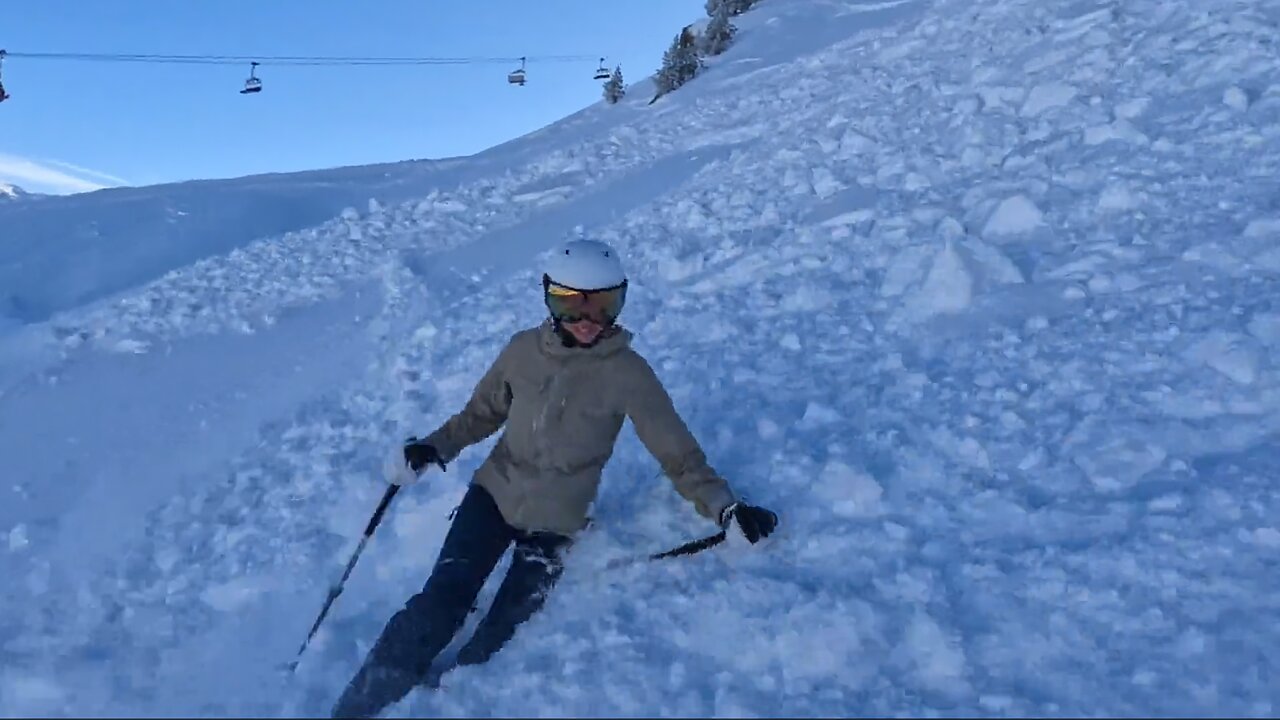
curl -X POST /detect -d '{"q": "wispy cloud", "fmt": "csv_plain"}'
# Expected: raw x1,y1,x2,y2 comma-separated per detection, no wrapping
41,159,132,188
0,152,130,195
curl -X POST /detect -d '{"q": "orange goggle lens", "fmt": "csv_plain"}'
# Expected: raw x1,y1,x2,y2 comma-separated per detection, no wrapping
545,282,626,323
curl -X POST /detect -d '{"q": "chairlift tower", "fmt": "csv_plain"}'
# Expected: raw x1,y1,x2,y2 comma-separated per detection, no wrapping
0,50,11,103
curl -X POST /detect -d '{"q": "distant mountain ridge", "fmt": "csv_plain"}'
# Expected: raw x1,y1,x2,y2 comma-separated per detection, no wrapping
0,182,37,201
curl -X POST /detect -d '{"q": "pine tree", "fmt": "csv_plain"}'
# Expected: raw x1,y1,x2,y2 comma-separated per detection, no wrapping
702,1,737,56
654,27,701,98
603,66,626,104
654,40,678,97
705,0,723,17
675,26,702,81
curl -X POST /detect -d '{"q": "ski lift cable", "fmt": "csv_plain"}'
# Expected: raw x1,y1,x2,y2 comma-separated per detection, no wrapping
3,50,602,67
0,48,614,100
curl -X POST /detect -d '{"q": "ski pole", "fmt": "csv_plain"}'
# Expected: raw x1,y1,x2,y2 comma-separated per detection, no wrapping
649,529,726,560
287,483,401,674
604,529,727,570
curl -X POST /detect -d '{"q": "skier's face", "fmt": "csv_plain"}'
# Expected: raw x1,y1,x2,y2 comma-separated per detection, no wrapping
545,280,625,346
564,318,604,345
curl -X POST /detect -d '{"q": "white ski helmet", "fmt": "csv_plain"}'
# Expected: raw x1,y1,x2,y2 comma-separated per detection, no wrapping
542,238,627,291
542,239,629,325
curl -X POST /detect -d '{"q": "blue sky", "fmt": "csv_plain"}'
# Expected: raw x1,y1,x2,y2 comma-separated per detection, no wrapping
0,0,704,195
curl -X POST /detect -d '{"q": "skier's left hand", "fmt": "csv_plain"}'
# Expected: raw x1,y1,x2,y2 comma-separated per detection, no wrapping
719,502,778,544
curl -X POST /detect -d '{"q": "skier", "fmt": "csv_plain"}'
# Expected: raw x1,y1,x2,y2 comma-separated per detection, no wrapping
331,238,778,718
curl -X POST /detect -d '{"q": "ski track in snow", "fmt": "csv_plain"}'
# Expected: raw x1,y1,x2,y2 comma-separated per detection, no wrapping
4,0,1280,716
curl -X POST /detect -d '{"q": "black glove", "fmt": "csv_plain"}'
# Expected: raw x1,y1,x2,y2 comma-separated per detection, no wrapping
403,436,446,474
719,502,778,543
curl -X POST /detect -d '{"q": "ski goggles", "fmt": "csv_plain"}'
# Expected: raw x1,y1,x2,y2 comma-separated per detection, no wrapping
543,277,627,324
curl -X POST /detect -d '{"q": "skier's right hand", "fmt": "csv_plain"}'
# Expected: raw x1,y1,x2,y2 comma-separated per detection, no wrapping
384,437,446,485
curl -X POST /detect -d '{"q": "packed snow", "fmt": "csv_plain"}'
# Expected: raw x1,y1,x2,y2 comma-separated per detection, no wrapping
3,0,1280,716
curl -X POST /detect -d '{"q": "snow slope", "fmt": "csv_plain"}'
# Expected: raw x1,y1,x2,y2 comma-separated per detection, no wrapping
0,158,477,325
4,0,1280,716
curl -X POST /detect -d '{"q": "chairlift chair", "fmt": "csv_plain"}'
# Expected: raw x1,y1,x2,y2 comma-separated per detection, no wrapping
507,56,526,86
593,58,609,81
240,61,262,94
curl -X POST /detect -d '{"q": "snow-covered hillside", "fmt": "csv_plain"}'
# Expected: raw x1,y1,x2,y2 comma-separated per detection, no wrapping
4,0,1280,716
0,157,477,325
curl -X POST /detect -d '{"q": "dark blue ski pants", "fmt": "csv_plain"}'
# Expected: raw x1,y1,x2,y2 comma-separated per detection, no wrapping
331,483,571,718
